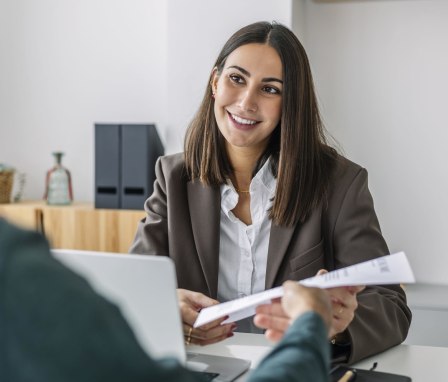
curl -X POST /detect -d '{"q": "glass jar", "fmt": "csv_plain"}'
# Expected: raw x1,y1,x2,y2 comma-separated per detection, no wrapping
44,152,73,205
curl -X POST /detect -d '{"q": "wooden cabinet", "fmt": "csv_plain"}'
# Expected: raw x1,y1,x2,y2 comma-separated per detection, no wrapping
0,201,43,231
0,201,146,253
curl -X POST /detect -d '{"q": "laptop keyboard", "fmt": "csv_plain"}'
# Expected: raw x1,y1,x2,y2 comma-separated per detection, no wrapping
192,371,220,381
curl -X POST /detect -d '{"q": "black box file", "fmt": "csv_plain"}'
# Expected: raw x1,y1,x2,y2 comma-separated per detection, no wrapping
94,124,164,210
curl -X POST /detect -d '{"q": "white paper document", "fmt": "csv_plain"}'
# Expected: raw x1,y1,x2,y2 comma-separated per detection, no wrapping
194,251,415,328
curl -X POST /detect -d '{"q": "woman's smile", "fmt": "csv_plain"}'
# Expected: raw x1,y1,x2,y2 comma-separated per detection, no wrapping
227,111,260,131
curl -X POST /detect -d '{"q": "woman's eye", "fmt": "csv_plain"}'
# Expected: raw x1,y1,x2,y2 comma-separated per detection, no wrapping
263,86,281,95
229,74,244,84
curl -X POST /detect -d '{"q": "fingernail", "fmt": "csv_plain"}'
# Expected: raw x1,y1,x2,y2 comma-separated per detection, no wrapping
227,332,234,338
231,324,238,331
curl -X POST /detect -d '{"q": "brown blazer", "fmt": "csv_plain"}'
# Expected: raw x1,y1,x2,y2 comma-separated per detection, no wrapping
130,153,411,363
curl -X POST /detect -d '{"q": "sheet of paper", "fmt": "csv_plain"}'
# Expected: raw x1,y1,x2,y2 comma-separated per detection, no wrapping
194,251,415,328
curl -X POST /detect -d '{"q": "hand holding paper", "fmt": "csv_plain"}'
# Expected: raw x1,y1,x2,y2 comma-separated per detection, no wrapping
194,251,415,328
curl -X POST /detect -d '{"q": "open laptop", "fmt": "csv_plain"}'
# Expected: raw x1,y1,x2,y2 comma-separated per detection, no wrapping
51,249,251,382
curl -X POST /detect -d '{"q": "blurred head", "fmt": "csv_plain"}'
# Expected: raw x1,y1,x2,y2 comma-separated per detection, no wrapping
185,21,335,226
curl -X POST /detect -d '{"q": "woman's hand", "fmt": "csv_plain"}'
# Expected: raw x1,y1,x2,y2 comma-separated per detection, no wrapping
326,285,364,338
178,289,236,346
316,270,365,338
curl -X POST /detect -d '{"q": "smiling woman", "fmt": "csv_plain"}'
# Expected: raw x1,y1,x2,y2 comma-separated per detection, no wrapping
211,43,283,156
130,21,411,365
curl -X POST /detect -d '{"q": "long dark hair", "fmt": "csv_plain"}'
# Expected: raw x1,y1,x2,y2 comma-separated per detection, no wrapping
184,21,336,226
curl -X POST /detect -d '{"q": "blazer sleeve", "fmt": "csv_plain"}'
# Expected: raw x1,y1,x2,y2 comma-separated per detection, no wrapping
328,167,412,363
129,157,170,256
248,312,330,382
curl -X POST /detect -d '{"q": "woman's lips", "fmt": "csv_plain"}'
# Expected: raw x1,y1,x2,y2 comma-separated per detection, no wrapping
227,111,259,131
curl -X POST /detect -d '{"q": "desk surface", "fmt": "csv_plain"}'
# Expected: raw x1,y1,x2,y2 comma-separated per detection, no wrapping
189,332,448,381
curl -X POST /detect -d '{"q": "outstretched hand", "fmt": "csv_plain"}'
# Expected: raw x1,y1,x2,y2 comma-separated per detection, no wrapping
178,289,236,346
254,271,364,342
254,281,332,342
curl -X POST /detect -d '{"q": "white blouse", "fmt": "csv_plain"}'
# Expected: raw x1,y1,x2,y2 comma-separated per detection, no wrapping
217,160,276,332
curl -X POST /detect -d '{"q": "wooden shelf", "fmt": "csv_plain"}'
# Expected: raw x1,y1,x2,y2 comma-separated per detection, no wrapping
0,201,146,253
0,200,43,230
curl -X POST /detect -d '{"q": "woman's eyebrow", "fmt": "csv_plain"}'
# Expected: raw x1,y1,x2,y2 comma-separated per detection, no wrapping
227,65,283,84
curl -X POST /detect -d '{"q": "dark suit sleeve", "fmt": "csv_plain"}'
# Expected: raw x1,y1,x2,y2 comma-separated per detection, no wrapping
129,157,170,255
248,312,330,382
0,221,204,382
329,168,412,363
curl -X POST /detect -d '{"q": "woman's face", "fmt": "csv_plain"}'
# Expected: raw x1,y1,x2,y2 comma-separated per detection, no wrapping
212,43,283,155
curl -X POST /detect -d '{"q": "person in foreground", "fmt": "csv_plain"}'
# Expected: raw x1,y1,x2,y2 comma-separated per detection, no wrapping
0,218,331,382
130,20,411,363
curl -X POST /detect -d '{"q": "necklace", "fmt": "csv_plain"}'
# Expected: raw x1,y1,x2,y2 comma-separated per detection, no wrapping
235,187,250,194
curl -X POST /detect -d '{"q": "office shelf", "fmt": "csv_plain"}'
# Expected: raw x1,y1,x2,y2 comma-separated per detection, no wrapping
0,201,145,253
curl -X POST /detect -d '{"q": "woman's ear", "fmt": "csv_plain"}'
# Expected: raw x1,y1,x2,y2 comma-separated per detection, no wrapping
210,67,219,94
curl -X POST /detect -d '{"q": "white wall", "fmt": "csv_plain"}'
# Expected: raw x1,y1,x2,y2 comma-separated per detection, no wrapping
0,0,292,202
0,0,168,202
297,0,448,284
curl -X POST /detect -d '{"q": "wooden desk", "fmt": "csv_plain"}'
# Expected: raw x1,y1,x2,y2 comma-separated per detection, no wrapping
0,201,145,253
189,332,448,381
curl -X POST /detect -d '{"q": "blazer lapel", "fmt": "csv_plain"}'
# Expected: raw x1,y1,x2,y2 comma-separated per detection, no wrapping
187,180,221,298
265,205,324,289
265,223,296,289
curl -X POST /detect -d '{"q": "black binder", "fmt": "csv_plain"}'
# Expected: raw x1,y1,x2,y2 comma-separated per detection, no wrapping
120,124,164,210
95,123,164,210
95,124,121,209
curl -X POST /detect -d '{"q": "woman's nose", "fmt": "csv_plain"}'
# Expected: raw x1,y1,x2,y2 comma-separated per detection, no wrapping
238,88,258,112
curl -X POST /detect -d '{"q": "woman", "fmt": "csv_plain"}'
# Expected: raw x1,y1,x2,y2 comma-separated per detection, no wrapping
130,21,411,363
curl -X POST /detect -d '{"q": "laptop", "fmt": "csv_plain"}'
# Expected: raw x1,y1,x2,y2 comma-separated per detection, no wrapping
51,249,251,382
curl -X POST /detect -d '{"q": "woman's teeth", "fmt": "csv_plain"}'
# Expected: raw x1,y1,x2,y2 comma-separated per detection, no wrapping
231,114,257,125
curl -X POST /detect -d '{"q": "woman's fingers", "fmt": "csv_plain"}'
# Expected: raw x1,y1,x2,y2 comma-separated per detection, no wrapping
330,286,363,313
177,288,219,310
178,288,236,346
326,285,365,337
178,288,219,326
316,269,328,276
182,322,236,346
